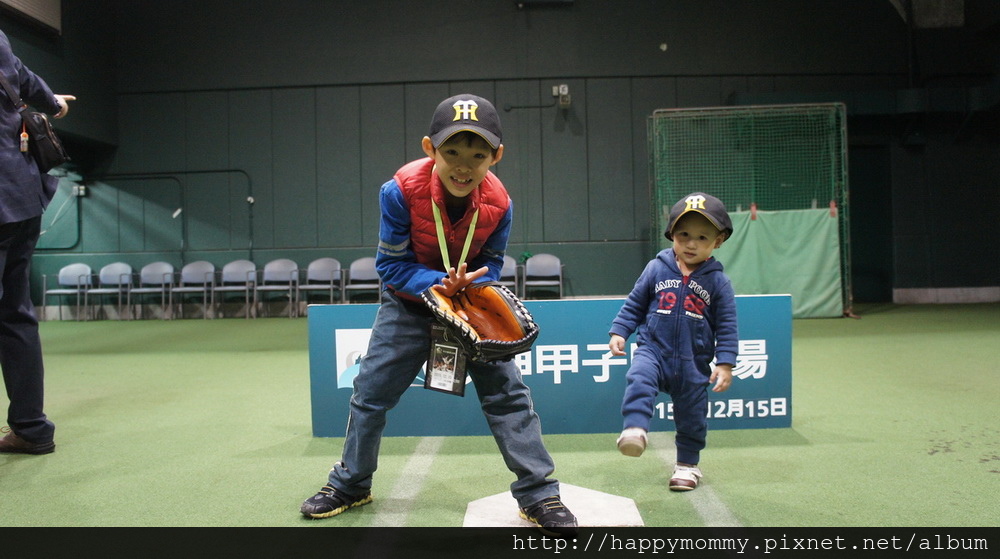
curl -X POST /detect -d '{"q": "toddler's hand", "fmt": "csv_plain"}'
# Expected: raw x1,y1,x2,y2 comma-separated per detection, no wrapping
711,363,733,392
609,334,627,356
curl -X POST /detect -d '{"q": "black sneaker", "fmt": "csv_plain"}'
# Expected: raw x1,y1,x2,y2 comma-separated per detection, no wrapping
300,484,373,519
519,495,578,537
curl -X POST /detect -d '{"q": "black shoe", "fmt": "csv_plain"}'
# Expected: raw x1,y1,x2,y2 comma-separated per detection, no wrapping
519,495,578,537
0,430,55,455
300,484,372,519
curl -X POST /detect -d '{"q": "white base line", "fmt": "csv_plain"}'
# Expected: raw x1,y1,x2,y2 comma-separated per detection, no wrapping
371,436,444,527
650,431,743,527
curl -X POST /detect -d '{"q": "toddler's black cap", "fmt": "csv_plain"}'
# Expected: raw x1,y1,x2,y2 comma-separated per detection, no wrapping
429,94,502,149
665,192,734,240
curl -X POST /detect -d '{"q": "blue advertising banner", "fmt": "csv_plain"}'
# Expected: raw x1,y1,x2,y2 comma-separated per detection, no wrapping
308,295,791,437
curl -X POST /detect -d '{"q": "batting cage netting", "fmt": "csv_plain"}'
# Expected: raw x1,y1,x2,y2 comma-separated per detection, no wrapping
648,103,850,318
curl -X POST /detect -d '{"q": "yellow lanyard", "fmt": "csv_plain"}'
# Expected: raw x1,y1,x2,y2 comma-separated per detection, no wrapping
432,201,479,271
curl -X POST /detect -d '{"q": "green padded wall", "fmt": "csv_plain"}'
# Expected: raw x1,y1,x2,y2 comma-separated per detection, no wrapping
649,103,850,317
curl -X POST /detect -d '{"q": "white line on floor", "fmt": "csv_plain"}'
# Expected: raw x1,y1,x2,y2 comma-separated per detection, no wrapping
370,436,444,527
650,431,743,527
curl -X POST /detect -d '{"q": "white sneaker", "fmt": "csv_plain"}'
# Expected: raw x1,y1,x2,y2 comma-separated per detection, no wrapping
669,464,703,491
616,427,648,457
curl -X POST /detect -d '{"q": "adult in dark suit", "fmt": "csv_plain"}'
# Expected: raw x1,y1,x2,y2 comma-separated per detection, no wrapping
0,29,75,455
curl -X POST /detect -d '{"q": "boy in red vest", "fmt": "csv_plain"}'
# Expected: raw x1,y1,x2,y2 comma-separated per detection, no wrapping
300,94,576,536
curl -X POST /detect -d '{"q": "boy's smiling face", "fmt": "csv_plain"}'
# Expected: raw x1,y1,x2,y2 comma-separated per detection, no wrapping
423,133,504,201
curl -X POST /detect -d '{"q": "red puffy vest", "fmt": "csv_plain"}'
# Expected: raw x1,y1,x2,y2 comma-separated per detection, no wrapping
392,158,510,272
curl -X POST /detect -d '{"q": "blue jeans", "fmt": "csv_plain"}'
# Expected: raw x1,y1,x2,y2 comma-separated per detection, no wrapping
327,290,560,508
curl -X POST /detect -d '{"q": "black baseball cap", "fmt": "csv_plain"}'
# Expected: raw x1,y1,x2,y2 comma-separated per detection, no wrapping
429,94,502,149
665,192,734,240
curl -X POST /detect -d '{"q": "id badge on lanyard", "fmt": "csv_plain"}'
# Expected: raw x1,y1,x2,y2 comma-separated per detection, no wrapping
425,323,468,396
425,191,479,396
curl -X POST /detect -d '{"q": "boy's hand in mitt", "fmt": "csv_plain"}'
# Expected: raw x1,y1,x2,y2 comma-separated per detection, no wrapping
438,262,488,300
422,281,540,363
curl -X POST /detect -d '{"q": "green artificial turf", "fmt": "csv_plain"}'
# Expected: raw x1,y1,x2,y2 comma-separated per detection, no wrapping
2,303,997,527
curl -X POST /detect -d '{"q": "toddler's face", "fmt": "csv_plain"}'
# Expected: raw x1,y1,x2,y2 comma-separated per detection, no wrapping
431,134,499,200
671,213,724,268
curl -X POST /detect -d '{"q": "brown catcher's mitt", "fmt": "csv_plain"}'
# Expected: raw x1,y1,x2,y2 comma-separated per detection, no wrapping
421,281,540,363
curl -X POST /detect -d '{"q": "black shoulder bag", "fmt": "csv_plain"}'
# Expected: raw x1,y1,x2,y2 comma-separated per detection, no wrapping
0,73,70,173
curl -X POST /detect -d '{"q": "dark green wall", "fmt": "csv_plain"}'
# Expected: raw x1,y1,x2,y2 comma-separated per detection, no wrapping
17,0,1000,303
1,1,118,157
36,78,659,298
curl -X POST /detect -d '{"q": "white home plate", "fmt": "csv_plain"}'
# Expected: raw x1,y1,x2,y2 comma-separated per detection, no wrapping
463,483,643,528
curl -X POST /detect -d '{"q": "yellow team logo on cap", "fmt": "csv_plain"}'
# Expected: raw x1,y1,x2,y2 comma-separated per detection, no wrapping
453,100,479,122
685,195,707,210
